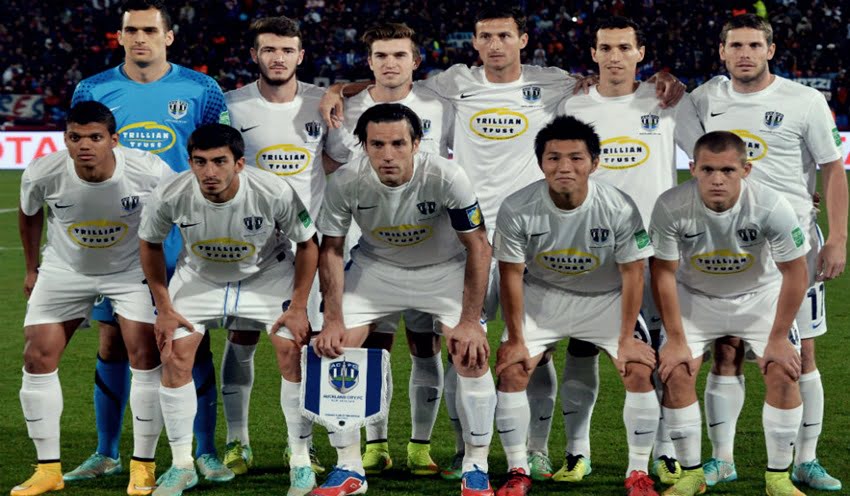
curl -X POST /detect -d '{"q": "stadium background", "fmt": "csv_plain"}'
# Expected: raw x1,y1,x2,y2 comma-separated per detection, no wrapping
0,1,849,495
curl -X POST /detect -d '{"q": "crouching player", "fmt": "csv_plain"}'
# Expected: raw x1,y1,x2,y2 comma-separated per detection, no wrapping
138,124,319,496
651,131,810,496
491,116,660,496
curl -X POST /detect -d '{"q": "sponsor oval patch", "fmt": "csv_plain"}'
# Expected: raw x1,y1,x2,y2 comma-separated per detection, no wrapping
690,250,754,274
191,238,256,263
535,249,600,275
599,136,650,170
731,130,768,162
469,108,529,140
371,224,433,247
67,220,129,248
117,121,177,155
256,144,313,176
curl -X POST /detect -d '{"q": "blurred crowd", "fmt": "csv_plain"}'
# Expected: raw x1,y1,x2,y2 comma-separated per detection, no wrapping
1,0,848,128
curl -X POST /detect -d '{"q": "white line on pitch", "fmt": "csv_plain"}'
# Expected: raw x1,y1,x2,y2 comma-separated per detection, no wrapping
0,208,16,214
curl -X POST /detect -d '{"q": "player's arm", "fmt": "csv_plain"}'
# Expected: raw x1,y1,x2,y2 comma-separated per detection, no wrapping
449,226,492,369
494,260,529,375
314,235,346,358
319,81,371,128
650,257,693,381
646,72,686,108
140,239,193,358
272,234,319,345
818,158,848,280
322,151,343,174
761,255,808,380
18,207,43,298
615,258,654,373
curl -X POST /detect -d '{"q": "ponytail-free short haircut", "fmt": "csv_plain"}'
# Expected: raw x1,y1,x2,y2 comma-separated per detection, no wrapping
187,124,245,160
67,101,117,135
122,0,172,31
474,6,527,35
535,116,601,164
720,13,773,46
354,103,423,145
248,16,302,48
693,131,747,164
362,22,420,60
594,16,645,48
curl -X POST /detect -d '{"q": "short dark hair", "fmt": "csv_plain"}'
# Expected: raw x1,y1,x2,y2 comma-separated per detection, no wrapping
187,124,245,160
362,23,420,60
122,0,172,31
720,14,773,46
535,116,601,164
67,101,117,135
248,16,302,49
474,6,527,35
354,103,423,146
593,16,645,48
693,131,747,164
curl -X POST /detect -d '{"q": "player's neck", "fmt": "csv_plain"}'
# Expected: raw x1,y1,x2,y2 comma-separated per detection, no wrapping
75,156,116,183
596,79,638,97
123,59,171,83
731,71,775,94
257,77,298,103
548,186,588,211
369,82,412,103
484,62,522,84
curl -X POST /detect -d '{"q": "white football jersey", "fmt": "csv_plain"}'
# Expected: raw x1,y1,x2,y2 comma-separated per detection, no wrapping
325,84,454,162
420,64,576,226
20,147,171,275
691,75,842,227
650,179,808,297
494,179,653,293
317,152,482,268
139,166,316,284
225,81,328,218
562,83,704,226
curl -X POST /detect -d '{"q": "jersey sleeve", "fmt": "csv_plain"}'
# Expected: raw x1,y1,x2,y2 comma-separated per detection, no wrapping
201,78,229,125
418,64,465,98
648,195,681,261
324,126,355,164
765,195,810,263
138,185,174,243
493,202,527,264
316,169,353,237
70,80,94,106
673,93,704,159
613,192,654,263
276,182,317,244
802,92,843,165
444,167,484,232
19,166,44,216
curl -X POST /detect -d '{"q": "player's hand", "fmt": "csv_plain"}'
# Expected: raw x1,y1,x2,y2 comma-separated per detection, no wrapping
658,338,695,383
154,308,194,360
648,72,686,108
760,337,801,380
816,239,846,281
615,337,656,377
272,306,311,346
812,191,821,212
314,320,345,358
23,269,38,299
319,86,345,129
495,337,532,376
445,320,490,369
573,74,599,94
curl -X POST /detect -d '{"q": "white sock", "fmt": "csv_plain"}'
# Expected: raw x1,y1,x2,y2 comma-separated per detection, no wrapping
444,362,465,454
526,360,556,455
795,370,823,464
409,354,443,442
457,373,496,473
653,372,676,460
221,340,256,445
329,429,363,474
496,391,530,472
624,391,660,476
704,373,744,463
160,381,196,469
663,402,702,468
561,354,598,457
764,403,802,470
281,378,311,467
366,364,391,442
130,365,164,460
463,444,490,474
20,368,62,461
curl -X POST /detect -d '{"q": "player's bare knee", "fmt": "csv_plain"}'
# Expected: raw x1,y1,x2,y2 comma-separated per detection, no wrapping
662,366,698,405
497,363,531,392
126,346,161,370
98,328,128,361
622,362,654,391
22,345,60,374
454,361,489,378
229,330,261,346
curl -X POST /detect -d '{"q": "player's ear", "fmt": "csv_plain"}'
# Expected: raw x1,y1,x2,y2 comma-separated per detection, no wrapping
742,161,752,177
411,138,421,155
637,45,646,62
235,156,246,172
589,155,599,174
689,160,697,177
250,47,258,64
766,43,776,61
718,42,727,62
591,47,598,63
519,32,529,50
297,49,305,66
165,30,174,47
110,133,119,148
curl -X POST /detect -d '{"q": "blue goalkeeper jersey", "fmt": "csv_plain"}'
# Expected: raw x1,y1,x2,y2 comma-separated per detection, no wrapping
72,63,229,172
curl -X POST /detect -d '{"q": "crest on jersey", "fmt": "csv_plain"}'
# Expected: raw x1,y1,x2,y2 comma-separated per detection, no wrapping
737,227,758,243
243,216,263,231
522,85,542,103
305,121,322,139
121,195,140,212
590,227,610,243
168,99,189,120
763,111,784,129
417,201,436,216
640,114,660,131
328,359,359,394
421,119,432,135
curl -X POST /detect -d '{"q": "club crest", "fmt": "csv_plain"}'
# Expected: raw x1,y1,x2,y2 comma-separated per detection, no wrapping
737,227,758,243
590,227,610,243
243,216,263,231
421,119,432,135
522,85,541,103
763,111,784,129
417,201,436,216
305,121,322,139
328,359,359,394
120,195,140,212
168,99,189,120
640,114,660,131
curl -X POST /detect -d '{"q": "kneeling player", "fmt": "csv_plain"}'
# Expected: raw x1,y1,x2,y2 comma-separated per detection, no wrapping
651,131,809,496
139,124,319,496
492,116,660,496
311,103,494,496
14,102,169,496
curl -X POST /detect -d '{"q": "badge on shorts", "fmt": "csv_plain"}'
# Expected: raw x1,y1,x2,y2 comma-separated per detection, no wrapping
634,229,650,249
298,210,312,228
791,226,804,248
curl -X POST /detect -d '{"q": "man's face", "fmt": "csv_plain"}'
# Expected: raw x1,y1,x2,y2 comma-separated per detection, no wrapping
540,139,598,196
119,8,174,66
719,27,775,84
472,18,528,72
690,147,751,211
364,120,420,187
251,33,304,86
368,38,418,90
65,122,118,170
592,28,645,85
189,146,245,200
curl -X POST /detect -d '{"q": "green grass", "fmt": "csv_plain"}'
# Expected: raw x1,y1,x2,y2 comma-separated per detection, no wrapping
0,170,848,495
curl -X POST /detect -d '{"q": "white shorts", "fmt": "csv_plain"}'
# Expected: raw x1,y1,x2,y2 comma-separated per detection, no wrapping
24,262,155,326
796,224,827,338
342,255,464,331
509,282,649,359
669,284,801,359
171,258,295,340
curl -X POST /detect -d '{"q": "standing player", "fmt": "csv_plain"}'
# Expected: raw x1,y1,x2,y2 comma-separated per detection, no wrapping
311,104,493,496
652,131,810,496
221,15,329,476
491,115,659,496
13,102,170,496
69,0,232,484
558,16,704,484
139,124,319,496
691,14,847,490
